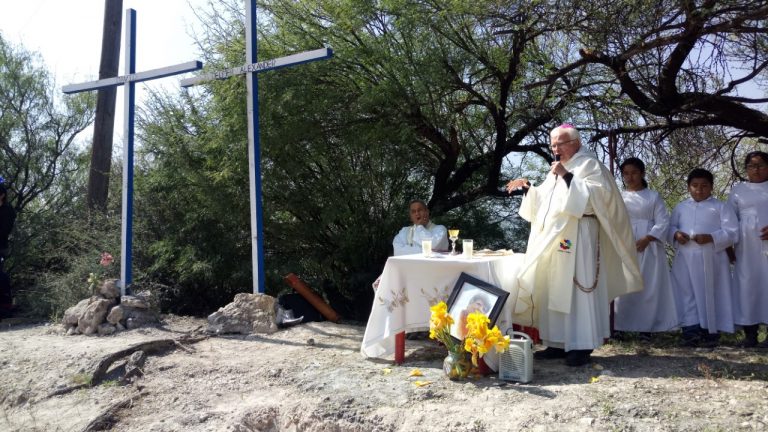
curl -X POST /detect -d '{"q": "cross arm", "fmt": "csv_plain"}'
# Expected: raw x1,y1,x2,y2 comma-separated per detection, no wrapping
62,60,203,94
180,48,333,88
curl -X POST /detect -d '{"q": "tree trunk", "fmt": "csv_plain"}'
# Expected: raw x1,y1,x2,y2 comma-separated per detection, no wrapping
87,0,123,211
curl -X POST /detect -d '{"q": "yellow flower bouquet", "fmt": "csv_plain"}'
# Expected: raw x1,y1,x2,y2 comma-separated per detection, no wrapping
429,301,510,379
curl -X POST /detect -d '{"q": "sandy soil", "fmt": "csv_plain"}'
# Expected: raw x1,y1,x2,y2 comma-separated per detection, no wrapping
1,315,767,432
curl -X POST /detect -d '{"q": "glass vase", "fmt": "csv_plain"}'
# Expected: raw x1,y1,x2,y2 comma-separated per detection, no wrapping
443,349,472,380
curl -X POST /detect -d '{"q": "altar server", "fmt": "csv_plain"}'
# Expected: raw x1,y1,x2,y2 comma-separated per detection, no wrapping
726,151,768,347
669,168,738,346
614,158,678,333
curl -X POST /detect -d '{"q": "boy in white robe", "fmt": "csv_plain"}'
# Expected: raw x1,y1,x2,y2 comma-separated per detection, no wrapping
506,124,642,366
669,168,738,347
726,151,768,347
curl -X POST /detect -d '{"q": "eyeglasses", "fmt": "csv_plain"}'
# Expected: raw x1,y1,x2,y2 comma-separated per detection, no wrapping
746,164,768,171
550,139,578,149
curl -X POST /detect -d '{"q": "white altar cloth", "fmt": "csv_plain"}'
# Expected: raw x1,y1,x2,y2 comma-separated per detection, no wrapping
361,253,525,363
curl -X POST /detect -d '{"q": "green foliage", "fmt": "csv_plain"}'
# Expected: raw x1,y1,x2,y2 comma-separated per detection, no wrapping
0,34,94,213
0,34,102,318
12,208,121,319
134,90,252,315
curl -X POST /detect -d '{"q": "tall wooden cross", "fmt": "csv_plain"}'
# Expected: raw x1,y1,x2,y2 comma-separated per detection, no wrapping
63,9,203,296
180,0,333,294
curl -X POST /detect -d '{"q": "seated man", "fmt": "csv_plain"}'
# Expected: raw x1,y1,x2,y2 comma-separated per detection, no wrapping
372,200,449,293
392,199,449,255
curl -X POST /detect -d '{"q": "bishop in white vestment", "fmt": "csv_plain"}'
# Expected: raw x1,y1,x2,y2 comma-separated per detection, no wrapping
506,125,642,366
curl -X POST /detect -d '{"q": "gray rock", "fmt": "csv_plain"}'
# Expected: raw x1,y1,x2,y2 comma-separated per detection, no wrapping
123,306,159,329
121,295,150,309
123,350,146,382
66,326,79,336
106,305,125,324
207,293,278,335
76,298,112,335
97,323,116,336
99,279,120,299
62,298,90,326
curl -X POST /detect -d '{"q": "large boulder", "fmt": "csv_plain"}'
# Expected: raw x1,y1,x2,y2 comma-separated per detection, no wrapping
106,305,125,325
207,293,278,335
106,303,159,329
77,298,113,335
62,298,91,326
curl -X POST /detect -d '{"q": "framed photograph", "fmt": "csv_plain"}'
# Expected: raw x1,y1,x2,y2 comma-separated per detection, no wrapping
446,272,509,341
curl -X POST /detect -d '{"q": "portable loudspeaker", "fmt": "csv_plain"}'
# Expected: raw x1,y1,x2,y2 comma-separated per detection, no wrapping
498,330,533,383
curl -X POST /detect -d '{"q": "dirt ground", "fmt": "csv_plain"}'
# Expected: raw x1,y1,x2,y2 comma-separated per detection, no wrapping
1,315,767,432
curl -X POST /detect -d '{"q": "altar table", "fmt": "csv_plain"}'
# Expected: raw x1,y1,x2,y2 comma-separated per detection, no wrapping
360,253,527,366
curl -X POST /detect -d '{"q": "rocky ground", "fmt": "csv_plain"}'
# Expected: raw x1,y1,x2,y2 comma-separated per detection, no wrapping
1,315,767,432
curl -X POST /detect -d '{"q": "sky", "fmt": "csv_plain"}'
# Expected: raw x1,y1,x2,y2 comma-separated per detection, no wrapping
0,0,212,144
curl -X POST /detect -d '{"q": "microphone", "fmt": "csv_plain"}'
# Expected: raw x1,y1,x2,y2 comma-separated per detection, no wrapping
554,154,561,179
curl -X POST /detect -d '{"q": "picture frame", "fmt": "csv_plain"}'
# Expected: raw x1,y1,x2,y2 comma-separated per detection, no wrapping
446,272,509,341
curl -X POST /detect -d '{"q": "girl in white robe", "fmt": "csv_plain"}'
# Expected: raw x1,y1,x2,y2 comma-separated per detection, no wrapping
614,158,678,333
669,169,738,344
726,151,768,347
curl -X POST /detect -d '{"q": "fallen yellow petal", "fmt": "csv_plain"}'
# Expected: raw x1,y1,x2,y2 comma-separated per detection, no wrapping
413,380,433,387
382,368,392,375
409,368,423,377
590,376,600,384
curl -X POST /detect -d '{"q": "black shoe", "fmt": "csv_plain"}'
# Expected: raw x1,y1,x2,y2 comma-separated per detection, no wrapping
742,337,758,348
742,325,759,348
565,350,592,367
611,331,629,342
680,337,699,348
637,332,653,342
534,347,566,359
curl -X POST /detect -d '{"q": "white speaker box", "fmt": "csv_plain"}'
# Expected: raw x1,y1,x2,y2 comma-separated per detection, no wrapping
498,330,533,383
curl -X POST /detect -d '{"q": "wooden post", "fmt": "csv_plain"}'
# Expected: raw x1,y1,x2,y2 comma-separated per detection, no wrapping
284,273,340,322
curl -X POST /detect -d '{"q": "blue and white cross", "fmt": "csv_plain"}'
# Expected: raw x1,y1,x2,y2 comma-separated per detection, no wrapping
63,8,203,296
181,0,333,294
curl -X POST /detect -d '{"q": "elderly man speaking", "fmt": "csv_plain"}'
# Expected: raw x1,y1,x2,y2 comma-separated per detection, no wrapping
506,124,642,366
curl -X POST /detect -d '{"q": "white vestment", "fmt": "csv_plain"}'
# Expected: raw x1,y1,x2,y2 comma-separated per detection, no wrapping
668,197,738,333
727,182,768,325
514,147,643,351
614,189,679,332
392,222,448,256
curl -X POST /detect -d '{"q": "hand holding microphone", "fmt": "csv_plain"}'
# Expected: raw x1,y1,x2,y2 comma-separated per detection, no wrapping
552,154,563,179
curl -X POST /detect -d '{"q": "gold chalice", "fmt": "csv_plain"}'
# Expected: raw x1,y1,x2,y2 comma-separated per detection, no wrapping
448,229,460,255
